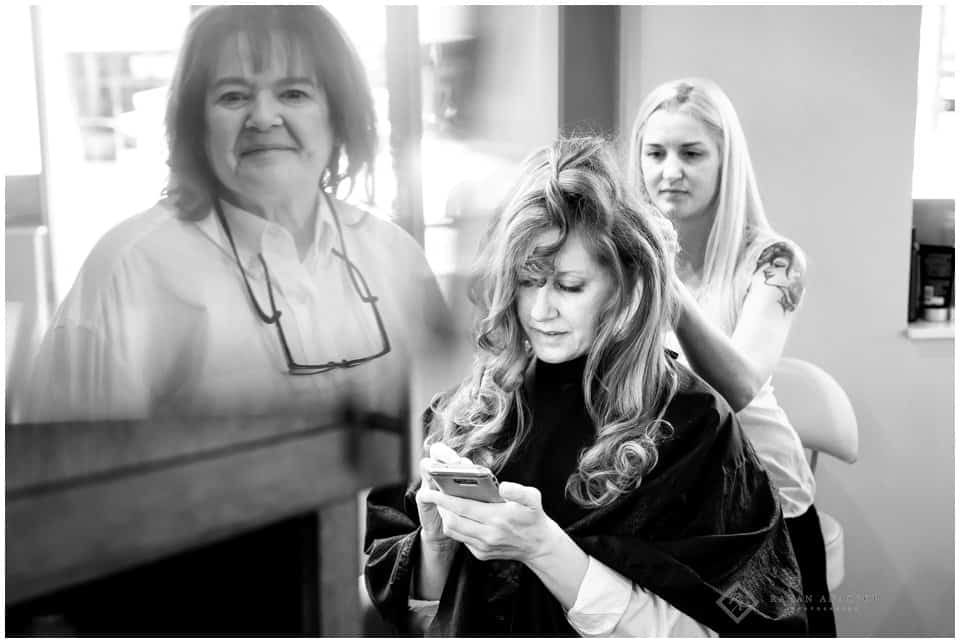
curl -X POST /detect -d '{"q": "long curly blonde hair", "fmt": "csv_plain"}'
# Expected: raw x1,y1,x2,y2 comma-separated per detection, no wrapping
427,137,681,507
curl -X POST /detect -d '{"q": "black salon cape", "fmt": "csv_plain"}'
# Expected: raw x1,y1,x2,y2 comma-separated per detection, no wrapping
364,364,807,636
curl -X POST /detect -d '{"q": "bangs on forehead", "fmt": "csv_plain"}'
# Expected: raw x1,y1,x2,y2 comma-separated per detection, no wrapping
214,29,315,80
518,226,568,277
519,224,610,278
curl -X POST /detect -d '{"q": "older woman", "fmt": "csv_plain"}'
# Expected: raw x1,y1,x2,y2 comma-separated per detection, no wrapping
25,6,447,422
364,137,806,636
628,78,834,635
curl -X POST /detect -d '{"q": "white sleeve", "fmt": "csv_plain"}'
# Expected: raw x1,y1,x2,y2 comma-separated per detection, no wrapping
21,255,154,424
23,319,151,423
406,597,439,633
566,555,717,637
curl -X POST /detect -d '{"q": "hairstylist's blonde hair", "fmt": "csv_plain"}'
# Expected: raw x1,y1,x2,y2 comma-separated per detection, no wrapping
628,78,771,331
427,137,679,508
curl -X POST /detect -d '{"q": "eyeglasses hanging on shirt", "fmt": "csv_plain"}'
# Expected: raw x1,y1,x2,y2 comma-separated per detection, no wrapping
214,191,391,375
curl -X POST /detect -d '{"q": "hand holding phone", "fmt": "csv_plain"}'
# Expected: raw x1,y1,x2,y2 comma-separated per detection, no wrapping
424,460,505,503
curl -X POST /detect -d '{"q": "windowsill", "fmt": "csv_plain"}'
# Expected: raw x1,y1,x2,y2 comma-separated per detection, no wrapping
905,319,955,340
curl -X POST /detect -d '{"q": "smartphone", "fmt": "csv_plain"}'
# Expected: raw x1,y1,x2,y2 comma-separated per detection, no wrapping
424,461,505,503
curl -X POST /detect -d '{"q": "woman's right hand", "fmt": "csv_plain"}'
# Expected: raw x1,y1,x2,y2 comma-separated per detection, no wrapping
413,442,469,600
416,442,472,548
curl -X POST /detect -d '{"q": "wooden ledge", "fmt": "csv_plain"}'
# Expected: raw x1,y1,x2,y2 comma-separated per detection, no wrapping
5,414,408,606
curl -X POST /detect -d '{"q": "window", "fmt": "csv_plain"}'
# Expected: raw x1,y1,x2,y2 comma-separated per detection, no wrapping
912,4,957,199
906,5,956,338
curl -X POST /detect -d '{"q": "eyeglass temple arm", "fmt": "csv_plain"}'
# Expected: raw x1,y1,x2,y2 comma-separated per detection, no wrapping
213,200,281,324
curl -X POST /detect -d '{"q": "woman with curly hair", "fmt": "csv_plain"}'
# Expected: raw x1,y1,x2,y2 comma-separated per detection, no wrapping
364,137,806,636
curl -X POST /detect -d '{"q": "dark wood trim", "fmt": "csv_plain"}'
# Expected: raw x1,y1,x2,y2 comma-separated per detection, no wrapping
319,499,362,635
6,416,405,619
385,6,425,247
558,5,620,137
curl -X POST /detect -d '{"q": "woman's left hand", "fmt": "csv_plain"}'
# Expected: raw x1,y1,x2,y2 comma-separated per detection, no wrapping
418,481,563,564
649,209,680,261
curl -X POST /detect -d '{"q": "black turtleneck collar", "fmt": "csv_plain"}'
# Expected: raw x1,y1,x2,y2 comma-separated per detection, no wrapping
501,352,594,529
531,354,588,392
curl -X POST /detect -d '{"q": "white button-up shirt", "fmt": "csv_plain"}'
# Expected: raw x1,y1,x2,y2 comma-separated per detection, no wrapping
407,555,716,637
24,196,449,422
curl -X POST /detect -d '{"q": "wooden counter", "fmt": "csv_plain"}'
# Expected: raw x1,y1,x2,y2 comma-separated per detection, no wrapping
6,410,408,634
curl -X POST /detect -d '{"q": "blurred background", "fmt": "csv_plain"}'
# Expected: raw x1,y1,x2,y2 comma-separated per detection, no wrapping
4,3,956,636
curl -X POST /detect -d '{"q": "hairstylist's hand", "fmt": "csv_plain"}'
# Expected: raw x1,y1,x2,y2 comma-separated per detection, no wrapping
416,443,472,549
670,272,701,330
649,209,680,263
420,481,563,565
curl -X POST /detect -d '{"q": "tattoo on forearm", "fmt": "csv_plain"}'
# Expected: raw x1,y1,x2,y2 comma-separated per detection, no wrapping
754,242,804,313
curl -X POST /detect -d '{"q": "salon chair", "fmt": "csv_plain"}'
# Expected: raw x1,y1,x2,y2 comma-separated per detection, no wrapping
773,357,859,590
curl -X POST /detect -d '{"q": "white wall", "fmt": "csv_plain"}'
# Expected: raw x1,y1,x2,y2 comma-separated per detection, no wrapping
620,6,953,636
472,5,559,154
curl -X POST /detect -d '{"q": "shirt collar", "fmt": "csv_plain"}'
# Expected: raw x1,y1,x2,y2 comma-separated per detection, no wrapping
197,193,355,273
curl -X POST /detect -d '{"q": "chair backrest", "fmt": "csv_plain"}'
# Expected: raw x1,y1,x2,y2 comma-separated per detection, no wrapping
772,357,859,464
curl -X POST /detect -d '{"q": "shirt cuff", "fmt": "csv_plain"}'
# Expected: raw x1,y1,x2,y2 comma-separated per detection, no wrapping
406,598,439,633
566,555,638,636
408,598,439,610
407,560,440,631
